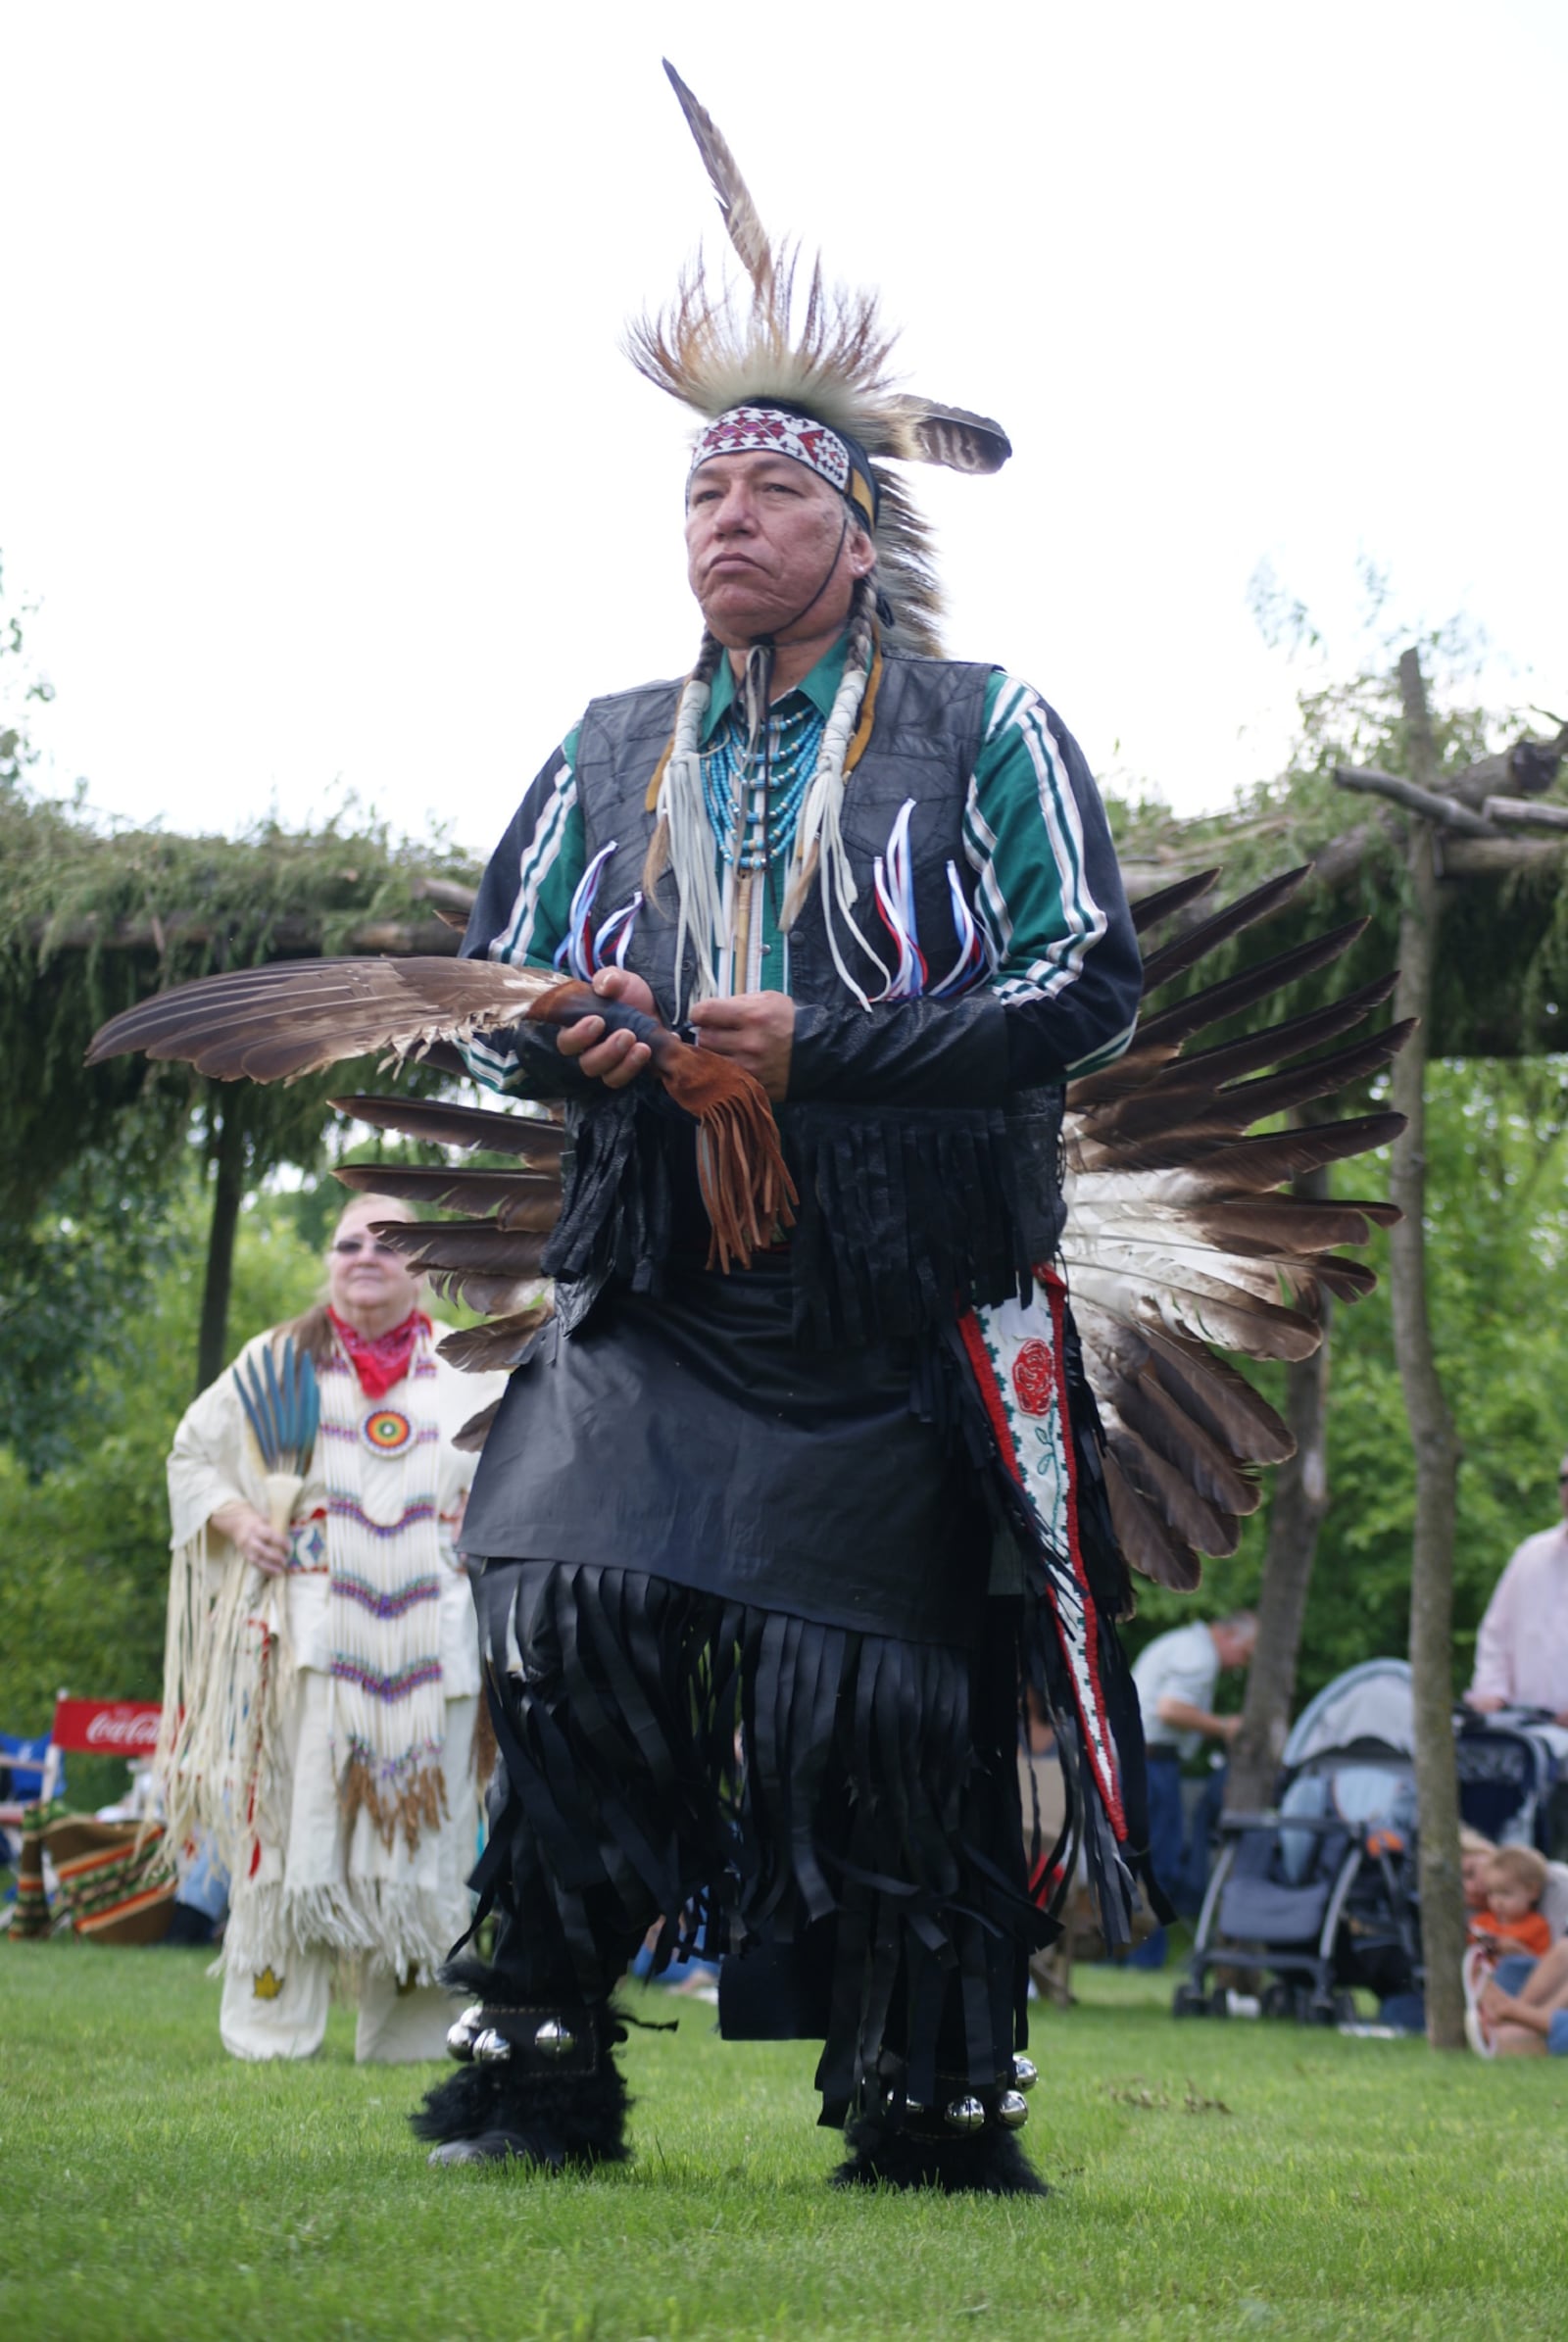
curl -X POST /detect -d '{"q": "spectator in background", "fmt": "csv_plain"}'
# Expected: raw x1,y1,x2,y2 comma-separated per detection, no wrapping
1127,1612,1257,1969
1466,1456,1568,1723
164,1196,506,2061
1467,1844,1553,1964
1469,1933,1568,2058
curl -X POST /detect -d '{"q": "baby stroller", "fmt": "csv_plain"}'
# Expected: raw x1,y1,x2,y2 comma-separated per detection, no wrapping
1173,1659,1422,2024
1452,1705,1568,1858
1174,1659,1568,2023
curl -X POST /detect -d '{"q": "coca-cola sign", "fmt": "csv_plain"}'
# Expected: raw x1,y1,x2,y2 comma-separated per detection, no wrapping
51,1698,163,1755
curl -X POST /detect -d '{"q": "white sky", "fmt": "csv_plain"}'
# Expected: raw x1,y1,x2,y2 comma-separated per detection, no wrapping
1,0,1564,860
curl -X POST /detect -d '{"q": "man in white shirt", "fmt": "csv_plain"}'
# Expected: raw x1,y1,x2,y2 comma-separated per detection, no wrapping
1466,1462,1568,1724
1127,1613,1256,1968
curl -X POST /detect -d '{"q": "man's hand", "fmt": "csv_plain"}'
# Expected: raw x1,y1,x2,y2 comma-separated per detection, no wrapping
689,992,795,1102
211,1502,290,1577
1466,1693,1507,1715
556,966,659,1090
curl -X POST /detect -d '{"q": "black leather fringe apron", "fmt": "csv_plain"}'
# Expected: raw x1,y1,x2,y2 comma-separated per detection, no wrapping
461,1258,992,1646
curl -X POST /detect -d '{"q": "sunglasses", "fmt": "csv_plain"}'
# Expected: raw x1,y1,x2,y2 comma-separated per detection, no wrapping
331,1238,401,1259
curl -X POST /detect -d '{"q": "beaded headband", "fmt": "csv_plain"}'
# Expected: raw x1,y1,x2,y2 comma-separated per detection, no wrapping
689,405,878,530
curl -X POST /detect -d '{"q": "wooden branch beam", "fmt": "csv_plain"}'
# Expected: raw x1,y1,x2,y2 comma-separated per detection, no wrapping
1442,836,1568,877
1446,733,1566,808
408,880,473,913
1333,764,1499,837
1480,796,1568,832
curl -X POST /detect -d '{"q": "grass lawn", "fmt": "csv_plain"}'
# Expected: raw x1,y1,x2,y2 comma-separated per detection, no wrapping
3,1942,1565,2342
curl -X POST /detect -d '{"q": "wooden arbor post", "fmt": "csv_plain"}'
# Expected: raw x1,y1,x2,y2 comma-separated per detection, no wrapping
1224,1173,1334,1816
1327,651,1467,2044
1384,648,1466,2049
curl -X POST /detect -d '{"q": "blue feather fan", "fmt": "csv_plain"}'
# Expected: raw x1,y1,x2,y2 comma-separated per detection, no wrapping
234,1336,320,1474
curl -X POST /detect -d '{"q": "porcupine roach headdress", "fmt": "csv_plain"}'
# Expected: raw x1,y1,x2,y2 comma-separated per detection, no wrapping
633,63,1013,1006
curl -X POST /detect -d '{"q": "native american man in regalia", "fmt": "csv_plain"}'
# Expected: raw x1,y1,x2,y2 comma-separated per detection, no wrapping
96,65,1405,2190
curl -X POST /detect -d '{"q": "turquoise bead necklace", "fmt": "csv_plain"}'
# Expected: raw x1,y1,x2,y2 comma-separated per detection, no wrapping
702,698,825,873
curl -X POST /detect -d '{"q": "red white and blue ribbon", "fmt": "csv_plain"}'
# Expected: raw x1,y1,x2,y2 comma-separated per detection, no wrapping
871,801,928,1000
871,798,994,1002
554,840,642,981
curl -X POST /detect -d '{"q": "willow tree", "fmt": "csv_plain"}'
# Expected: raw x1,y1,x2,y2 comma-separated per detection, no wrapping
0,773,479,1418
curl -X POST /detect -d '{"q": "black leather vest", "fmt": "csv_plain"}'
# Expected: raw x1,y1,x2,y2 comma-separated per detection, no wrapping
573,656,994,1015
546,654,1065,1345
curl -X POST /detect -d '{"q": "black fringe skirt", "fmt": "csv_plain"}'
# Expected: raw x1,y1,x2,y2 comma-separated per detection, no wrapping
454,1255,1147,2123
468,1556,1052,2123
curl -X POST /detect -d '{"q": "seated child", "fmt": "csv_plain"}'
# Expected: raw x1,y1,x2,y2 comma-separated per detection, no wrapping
1468,1844,1552,1964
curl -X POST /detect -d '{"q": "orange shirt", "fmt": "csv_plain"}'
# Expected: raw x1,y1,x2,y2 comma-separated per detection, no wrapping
1468,1907,1552,1959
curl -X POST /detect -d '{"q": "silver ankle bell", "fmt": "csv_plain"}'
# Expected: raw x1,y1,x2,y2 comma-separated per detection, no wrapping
533,2018,576,2058
470,2026,513,2063
997,2089,1030,2129
944,2095,987,2134
1011,2053,1038,2091
445,2004,485,2062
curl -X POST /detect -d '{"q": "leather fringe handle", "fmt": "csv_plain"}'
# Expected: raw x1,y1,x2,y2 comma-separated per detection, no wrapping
527,981,796,1270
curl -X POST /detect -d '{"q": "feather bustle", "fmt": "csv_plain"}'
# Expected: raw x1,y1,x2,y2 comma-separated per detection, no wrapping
1137,867,1310,992
437,1305,554,1376
1099,1359,1261,1520
1134,919,1374,1051
453,1399,504,1455
86,957,556,1082
1127,870,1222,936
329,1096,564,1161
369,1220,550,1281
334,1161,563,1231
1101,1453,1202,1591
1109,974,1399,1098
1061,862,1407,1586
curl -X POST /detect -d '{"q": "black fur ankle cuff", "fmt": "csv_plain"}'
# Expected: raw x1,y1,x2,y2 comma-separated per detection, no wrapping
832,2107,1049,2198
414,1999,631,2171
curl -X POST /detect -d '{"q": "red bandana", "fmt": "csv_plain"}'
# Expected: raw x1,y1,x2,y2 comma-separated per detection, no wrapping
328,1307,431,1399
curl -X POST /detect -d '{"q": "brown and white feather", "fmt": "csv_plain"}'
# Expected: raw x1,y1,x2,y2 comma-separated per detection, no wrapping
1062,872,1407,1588
86,957,558,1083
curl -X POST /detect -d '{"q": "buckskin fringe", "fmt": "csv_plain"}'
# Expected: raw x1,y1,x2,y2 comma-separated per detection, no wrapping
525,981,794,1270
466,1560,1049,2121
657,1047,797,1269
220,1875,459,1985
